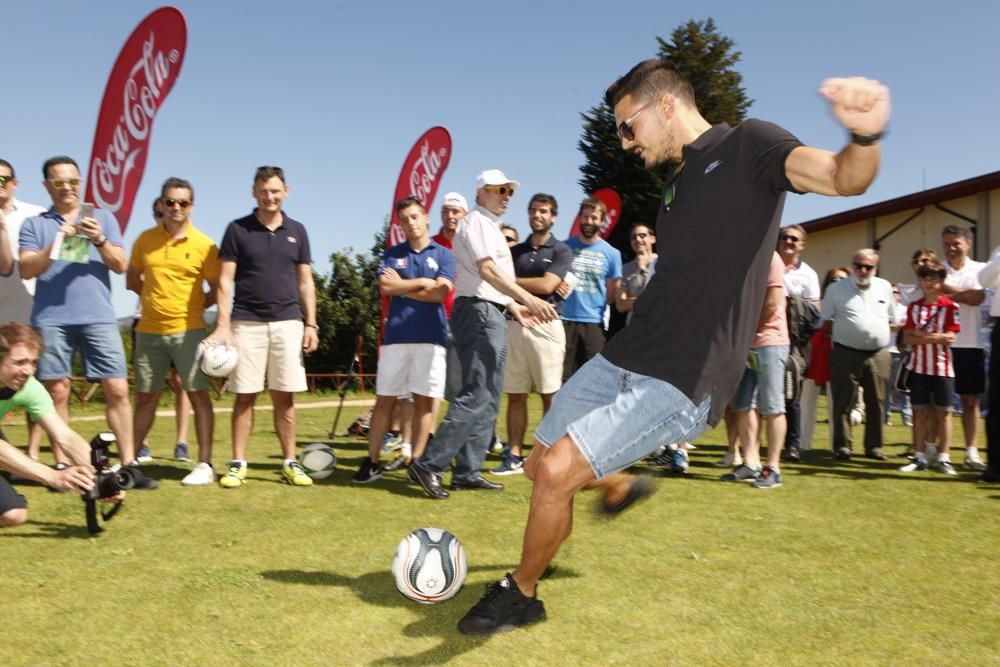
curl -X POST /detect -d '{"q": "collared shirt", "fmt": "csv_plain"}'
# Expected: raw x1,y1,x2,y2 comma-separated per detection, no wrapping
19,207,123,327
219,210,312,322
821,276,897,350
0,198,47,323
130,221,220,335
783,258,820,302
381,240,455,346
451,206,515,305
511,234,573,305
944,257,986,348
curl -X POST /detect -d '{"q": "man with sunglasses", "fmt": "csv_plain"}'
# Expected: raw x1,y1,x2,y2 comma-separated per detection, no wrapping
18,156,155,489
457,60,889,634
128,179,220,486
409,170,558,499
821,249,897,461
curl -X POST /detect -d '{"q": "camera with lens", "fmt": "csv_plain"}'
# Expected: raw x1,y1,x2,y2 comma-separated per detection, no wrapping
84,432,133,534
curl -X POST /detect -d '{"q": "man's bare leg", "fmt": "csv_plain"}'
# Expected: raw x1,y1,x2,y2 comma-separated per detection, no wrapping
506,393,528,458
271,390,296,460
231,393,257,461
187,389,215,463
42,379,71,465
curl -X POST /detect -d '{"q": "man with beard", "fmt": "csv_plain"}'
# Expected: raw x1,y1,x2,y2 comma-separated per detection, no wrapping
494,194,572,476
558,197,622,380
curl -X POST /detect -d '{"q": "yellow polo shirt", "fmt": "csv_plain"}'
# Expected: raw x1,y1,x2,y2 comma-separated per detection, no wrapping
130,222,220,335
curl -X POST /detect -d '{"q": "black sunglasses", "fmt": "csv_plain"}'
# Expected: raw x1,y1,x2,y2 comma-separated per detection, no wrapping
853,262,876,271
162,198,191,209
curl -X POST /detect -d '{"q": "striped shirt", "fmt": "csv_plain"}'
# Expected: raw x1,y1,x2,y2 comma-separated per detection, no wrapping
904,297,960,377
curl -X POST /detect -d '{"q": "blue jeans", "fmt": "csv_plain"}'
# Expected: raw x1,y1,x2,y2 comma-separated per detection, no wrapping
416,298,507,483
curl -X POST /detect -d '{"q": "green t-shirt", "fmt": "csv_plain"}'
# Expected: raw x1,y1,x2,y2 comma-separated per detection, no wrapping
0,376,55,421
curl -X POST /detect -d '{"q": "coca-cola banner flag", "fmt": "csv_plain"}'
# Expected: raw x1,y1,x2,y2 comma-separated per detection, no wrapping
387,126,452,248
567,187,622,240
85,7,187,233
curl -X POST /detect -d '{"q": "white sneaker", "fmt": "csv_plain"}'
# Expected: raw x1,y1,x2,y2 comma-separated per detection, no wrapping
181,462,216,486
930,460,958,476
963,458,987,471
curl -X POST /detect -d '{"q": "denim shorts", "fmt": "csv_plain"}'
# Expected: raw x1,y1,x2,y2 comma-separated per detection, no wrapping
535,354,710,479
37,323,128,381
728,344,788,416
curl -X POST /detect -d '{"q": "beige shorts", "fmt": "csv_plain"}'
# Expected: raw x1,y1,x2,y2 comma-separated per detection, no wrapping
503,318,565,395
230,320,307,393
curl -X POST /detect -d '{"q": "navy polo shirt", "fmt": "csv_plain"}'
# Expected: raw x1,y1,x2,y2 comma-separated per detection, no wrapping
382,241,455,346
219,211,312,322
510,236,573,304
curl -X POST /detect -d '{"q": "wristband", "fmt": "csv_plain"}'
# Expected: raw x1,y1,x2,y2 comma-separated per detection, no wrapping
305,324,319,331
850,131,884,146
93,236,107,248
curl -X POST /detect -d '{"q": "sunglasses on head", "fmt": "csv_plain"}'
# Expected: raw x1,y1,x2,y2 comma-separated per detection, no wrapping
47,178,81,188
779,233,801,243
162,198,191,209
0,175,14,186
485,185,516,196
853,262,876,271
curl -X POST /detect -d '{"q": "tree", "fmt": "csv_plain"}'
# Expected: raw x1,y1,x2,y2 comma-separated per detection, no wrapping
578,18,752,254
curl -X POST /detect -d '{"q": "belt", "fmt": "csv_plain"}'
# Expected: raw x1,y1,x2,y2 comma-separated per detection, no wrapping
456,296,507,316
833,342,881,354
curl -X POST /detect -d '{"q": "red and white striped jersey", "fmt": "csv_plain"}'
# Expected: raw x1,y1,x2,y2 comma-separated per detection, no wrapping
904,297,961,377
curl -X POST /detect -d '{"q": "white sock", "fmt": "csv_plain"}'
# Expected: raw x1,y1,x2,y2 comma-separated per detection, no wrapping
966,446,981,460
284,458,297,466
232,459,247,466
915,452,928,463
937,452,950,462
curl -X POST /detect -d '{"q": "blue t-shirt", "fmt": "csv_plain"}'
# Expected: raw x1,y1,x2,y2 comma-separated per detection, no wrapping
19,207,123,327
560,237,622,324
381,241,455,346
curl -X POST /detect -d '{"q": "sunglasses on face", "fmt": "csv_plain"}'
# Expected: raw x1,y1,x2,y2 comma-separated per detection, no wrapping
912,258,932,264
853,262,876,271
162,198,191,209
630,232,651,240
484,185,516,196
779,233,801,243
617,97,656,141
504,236,518,244
0,175,14,186
47,178,81,188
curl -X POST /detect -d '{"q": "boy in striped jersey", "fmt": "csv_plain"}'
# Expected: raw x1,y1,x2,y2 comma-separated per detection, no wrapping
900,260,960,475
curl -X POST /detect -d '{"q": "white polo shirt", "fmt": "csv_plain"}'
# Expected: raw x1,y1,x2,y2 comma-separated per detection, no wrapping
783,258,820,302
452,206,515,305
0,198,47,322
945,257,986,349
821,276,897,351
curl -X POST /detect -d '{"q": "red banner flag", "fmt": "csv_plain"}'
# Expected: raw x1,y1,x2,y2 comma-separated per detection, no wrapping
567,187,622,240
387,127,452,248
84,7,187,234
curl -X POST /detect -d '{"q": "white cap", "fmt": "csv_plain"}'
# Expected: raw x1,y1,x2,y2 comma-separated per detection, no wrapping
441,192,468,211
475,169,520,190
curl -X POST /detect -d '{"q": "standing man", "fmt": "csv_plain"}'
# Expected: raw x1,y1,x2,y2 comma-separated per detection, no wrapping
19,156,155,489
822,249,896,461
559,198,622,381
432,192,467,320
353,197,454,483
615,223,657,323
207,166,319,488
777,224,821,463
127,179,220,486
494,193,573,476
455,60,888,634
409,170,558,499
0,159,47,460
940,225,988,470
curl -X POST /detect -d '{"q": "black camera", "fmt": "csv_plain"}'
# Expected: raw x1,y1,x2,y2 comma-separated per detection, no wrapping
84,432,133,534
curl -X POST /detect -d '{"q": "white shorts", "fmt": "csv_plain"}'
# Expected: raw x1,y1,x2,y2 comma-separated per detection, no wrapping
376,343,447,398
503,319,565,395
229,320,307,393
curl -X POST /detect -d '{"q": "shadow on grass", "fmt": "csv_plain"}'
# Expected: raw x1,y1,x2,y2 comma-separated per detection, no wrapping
0,519,91,539
262,565,580,665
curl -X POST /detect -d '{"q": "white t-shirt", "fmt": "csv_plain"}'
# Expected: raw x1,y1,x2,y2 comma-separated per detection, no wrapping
945,257,986,348
783,258,820,302
0,198,47,323
451,206,515,305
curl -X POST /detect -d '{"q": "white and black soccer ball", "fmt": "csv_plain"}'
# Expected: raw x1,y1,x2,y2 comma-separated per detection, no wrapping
392,527,467,604
300,443,337,480
199,343,239,378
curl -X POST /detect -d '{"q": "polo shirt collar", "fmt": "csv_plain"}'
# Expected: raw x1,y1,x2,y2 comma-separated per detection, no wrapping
475,205,502,225
681,123,730,162
528,233,556,249
252,208,288,229
159,220,192,242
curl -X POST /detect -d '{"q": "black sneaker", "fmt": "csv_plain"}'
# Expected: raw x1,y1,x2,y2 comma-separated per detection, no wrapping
128,462,159,490
457,573,546,635
351,459,383,484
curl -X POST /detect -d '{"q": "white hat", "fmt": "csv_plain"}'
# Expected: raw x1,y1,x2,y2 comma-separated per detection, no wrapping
475,169,520,190
441,192,468,211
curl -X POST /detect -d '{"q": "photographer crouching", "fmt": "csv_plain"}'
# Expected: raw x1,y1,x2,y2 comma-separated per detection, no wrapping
0,322,121,526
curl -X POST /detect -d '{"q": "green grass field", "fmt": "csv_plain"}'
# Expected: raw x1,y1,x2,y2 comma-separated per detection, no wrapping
1,395,998,666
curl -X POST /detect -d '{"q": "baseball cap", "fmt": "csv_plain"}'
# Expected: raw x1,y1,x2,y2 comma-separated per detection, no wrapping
442,192,468,211
475,169,520,190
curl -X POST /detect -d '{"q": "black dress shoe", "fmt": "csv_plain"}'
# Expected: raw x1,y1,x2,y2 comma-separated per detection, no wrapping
784,446,801,463
865,448,888,461
834,447,853,460
450,476,504,491
408,464,449,499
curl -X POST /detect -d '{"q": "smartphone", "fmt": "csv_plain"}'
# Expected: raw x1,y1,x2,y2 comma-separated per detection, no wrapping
79,203,94,224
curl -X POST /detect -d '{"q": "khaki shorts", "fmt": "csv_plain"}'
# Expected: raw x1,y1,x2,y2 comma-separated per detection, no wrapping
230,320,307,393
503,318,565,395
134,329,210,392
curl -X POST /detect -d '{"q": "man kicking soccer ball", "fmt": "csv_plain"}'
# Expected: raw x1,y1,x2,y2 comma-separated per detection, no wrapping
457,60,890,634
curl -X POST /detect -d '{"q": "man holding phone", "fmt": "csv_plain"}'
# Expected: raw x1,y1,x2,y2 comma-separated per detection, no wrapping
18,156,156,488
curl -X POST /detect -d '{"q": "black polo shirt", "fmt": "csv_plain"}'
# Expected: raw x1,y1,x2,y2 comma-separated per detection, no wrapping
511,235,574,304
219,210,312,322
602,120,803,425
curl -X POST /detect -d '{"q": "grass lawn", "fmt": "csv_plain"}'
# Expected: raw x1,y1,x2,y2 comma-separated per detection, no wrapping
1,396,998,665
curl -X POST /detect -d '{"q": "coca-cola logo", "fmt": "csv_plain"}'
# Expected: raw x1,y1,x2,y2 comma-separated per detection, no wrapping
408,142,449,204
84,8,187,233
388,127,452,248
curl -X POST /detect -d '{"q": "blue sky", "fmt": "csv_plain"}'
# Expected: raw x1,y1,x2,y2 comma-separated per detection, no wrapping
4,0,999,317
